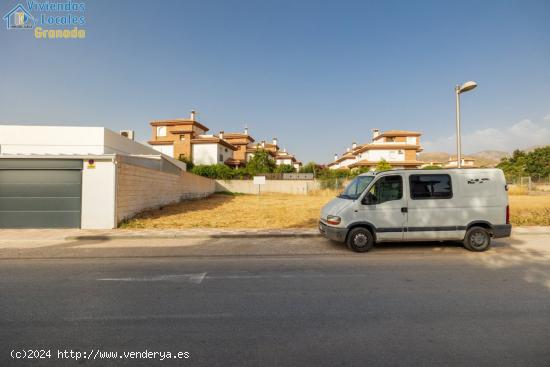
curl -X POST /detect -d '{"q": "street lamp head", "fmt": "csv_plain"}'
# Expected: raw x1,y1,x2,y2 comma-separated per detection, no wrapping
458,81,477,94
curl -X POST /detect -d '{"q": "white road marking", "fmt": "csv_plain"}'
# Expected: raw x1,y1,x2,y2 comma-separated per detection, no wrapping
98,272,207,283
97,272,373,283
65,313,232,322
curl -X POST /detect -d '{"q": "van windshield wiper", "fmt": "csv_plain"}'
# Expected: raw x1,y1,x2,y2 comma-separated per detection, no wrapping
338,194,356,200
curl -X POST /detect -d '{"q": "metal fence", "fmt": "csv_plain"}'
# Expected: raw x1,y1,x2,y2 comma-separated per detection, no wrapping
260,173,315,180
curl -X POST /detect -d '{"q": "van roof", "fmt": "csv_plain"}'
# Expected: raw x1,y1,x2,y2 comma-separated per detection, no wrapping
358,168,502,176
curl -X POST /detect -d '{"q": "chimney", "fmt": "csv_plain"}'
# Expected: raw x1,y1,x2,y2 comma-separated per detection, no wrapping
283,147,287,153
244,125,248,135
261,140,265,148
352,142,357,149
219,130,224,139
334,154,338,161
372,128,380,140
273,137,278,146
190,110,196,121
346,147,351,153
119,130,135,140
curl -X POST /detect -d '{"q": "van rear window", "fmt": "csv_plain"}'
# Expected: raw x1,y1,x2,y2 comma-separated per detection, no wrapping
409,174,452,199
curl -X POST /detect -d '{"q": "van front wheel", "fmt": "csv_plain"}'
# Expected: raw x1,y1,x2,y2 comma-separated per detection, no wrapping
464,226,491,252
346,228,374,253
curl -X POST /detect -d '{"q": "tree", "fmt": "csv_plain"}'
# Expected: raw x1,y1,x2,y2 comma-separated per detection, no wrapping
422,165,442,170
246,149,275,175
525,146,550,178
274,164,296,173
299,161,318,174
496,146,550,181
375,159,392,171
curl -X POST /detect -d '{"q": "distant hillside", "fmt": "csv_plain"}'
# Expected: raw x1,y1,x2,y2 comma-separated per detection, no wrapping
419,150,510,167
470,151,510,167
417,152,449,163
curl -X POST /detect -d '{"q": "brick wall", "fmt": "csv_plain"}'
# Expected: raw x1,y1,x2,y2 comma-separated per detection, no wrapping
116,162,215,223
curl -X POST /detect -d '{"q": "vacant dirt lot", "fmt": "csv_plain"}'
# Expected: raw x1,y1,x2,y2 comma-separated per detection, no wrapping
122,192,550,228
509,195,550,226
122,192,336,229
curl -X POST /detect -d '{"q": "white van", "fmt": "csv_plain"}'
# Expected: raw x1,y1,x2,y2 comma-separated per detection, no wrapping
319,169,511,252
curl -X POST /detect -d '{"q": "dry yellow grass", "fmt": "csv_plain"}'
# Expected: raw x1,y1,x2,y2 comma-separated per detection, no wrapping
122,191,550,229
122,191,338,229
509,195,550,226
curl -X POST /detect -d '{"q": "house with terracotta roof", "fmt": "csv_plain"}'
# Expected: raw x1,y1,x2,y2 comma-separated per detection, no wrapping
246,137,302,171
274,148,302,171
148,111,237,165
246,138,279,160
445,156,477,168
327,129,423,170
222,127,255,168
148,112,302,169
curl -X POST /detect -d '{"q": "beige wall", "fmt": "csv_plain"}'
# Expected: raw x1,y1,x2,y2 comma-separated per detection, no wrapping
215,179,321,195
116,162,215,223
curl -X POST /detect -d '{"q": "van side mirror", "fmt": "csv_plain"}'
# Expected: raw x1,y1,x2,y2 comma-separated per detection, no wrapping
362,194,376,205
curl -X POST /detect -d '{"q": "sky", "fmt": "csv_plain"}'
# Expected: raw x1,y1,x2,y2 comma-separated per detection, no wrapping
1,0,549,163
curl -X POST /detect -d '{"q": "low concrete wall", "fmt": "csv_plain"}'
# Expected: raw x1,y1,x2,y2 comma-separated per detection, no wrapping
116,162,215,222
215,179,321,195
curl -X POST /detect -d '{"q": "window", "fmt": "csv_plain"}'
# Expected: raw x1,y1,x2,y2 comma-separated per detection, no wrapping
219,154,223,162
410,174,452,199
387,137,395,142
339,175,375,200
156,126,167,137
364,175,403,204
180,135,185,141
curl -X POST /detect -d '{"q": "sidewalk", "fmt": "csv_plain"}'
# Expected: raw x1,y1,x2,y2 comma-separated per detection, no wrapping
0,226,548,242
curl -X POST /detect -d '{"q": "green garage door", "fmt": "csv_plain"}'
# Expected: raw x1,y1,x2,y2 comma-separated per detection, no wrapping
0,159,82,228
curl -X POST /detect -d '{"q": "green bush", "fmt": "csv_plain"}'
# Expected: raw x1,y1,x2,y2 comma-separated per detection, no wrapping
274,164,296,173
191,164,235,179
316,168,352,190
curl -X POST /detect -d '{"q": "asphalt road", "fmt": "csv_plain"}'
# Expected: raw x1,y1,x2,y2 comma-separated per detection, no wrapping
1,236,550,366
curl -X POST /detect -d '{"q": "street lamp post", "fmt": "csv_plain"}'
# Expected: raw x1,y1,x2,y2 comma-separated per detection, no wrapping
454,81,477,168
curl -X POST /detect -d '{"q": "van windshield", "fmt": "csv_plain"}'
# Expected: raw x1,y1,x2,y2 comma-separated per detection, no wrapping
338,176,374,200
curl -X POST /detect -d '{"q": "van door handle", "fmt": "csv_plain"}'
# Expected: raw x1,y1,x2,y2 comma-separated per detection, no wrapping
401,207,408,213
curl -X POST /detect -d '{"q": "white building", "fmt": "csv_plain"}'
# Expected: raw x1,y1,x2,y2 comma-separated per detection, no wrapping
0,125,214,229
275,148,302,171
191,134,237,165
328,129,423,170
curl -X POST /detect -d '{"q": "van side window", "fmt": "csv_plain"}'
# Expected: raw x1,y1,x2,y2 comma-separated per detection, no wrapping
365,175,403,204
410,174,452,199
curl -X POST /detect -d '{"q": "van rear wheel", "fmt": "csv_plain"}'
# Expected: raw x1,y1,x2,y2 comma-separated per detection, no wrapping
464,226,491,252
346,228,374,253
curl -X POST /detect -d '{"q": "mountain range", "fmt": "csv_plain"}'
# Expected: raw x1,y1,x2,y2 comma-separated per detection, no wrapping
418,150,511,167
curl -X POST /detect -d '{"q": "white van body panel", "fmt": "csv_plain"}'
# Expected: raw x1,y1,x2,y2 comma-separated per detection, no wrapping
319,169,510,244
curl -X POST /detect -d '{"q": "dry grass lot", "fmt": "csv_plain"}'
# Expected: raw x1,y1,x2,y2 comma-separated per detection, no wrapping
122,191,550,228
509,195,550,226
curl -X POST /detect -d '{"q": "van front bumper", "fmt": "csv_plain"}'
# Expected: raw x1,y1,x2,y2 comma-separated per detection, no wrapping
319,221,348,242
492,224,512,238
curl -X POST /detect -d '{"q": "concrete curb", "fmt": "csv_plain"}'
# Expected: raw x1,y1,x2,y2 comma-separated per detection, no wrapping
66,233,322,241
65,226,550,241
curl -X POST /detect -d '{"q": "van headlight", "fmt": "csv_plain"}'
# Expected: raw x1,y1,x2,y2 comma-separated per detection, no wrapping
326,215,341,225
